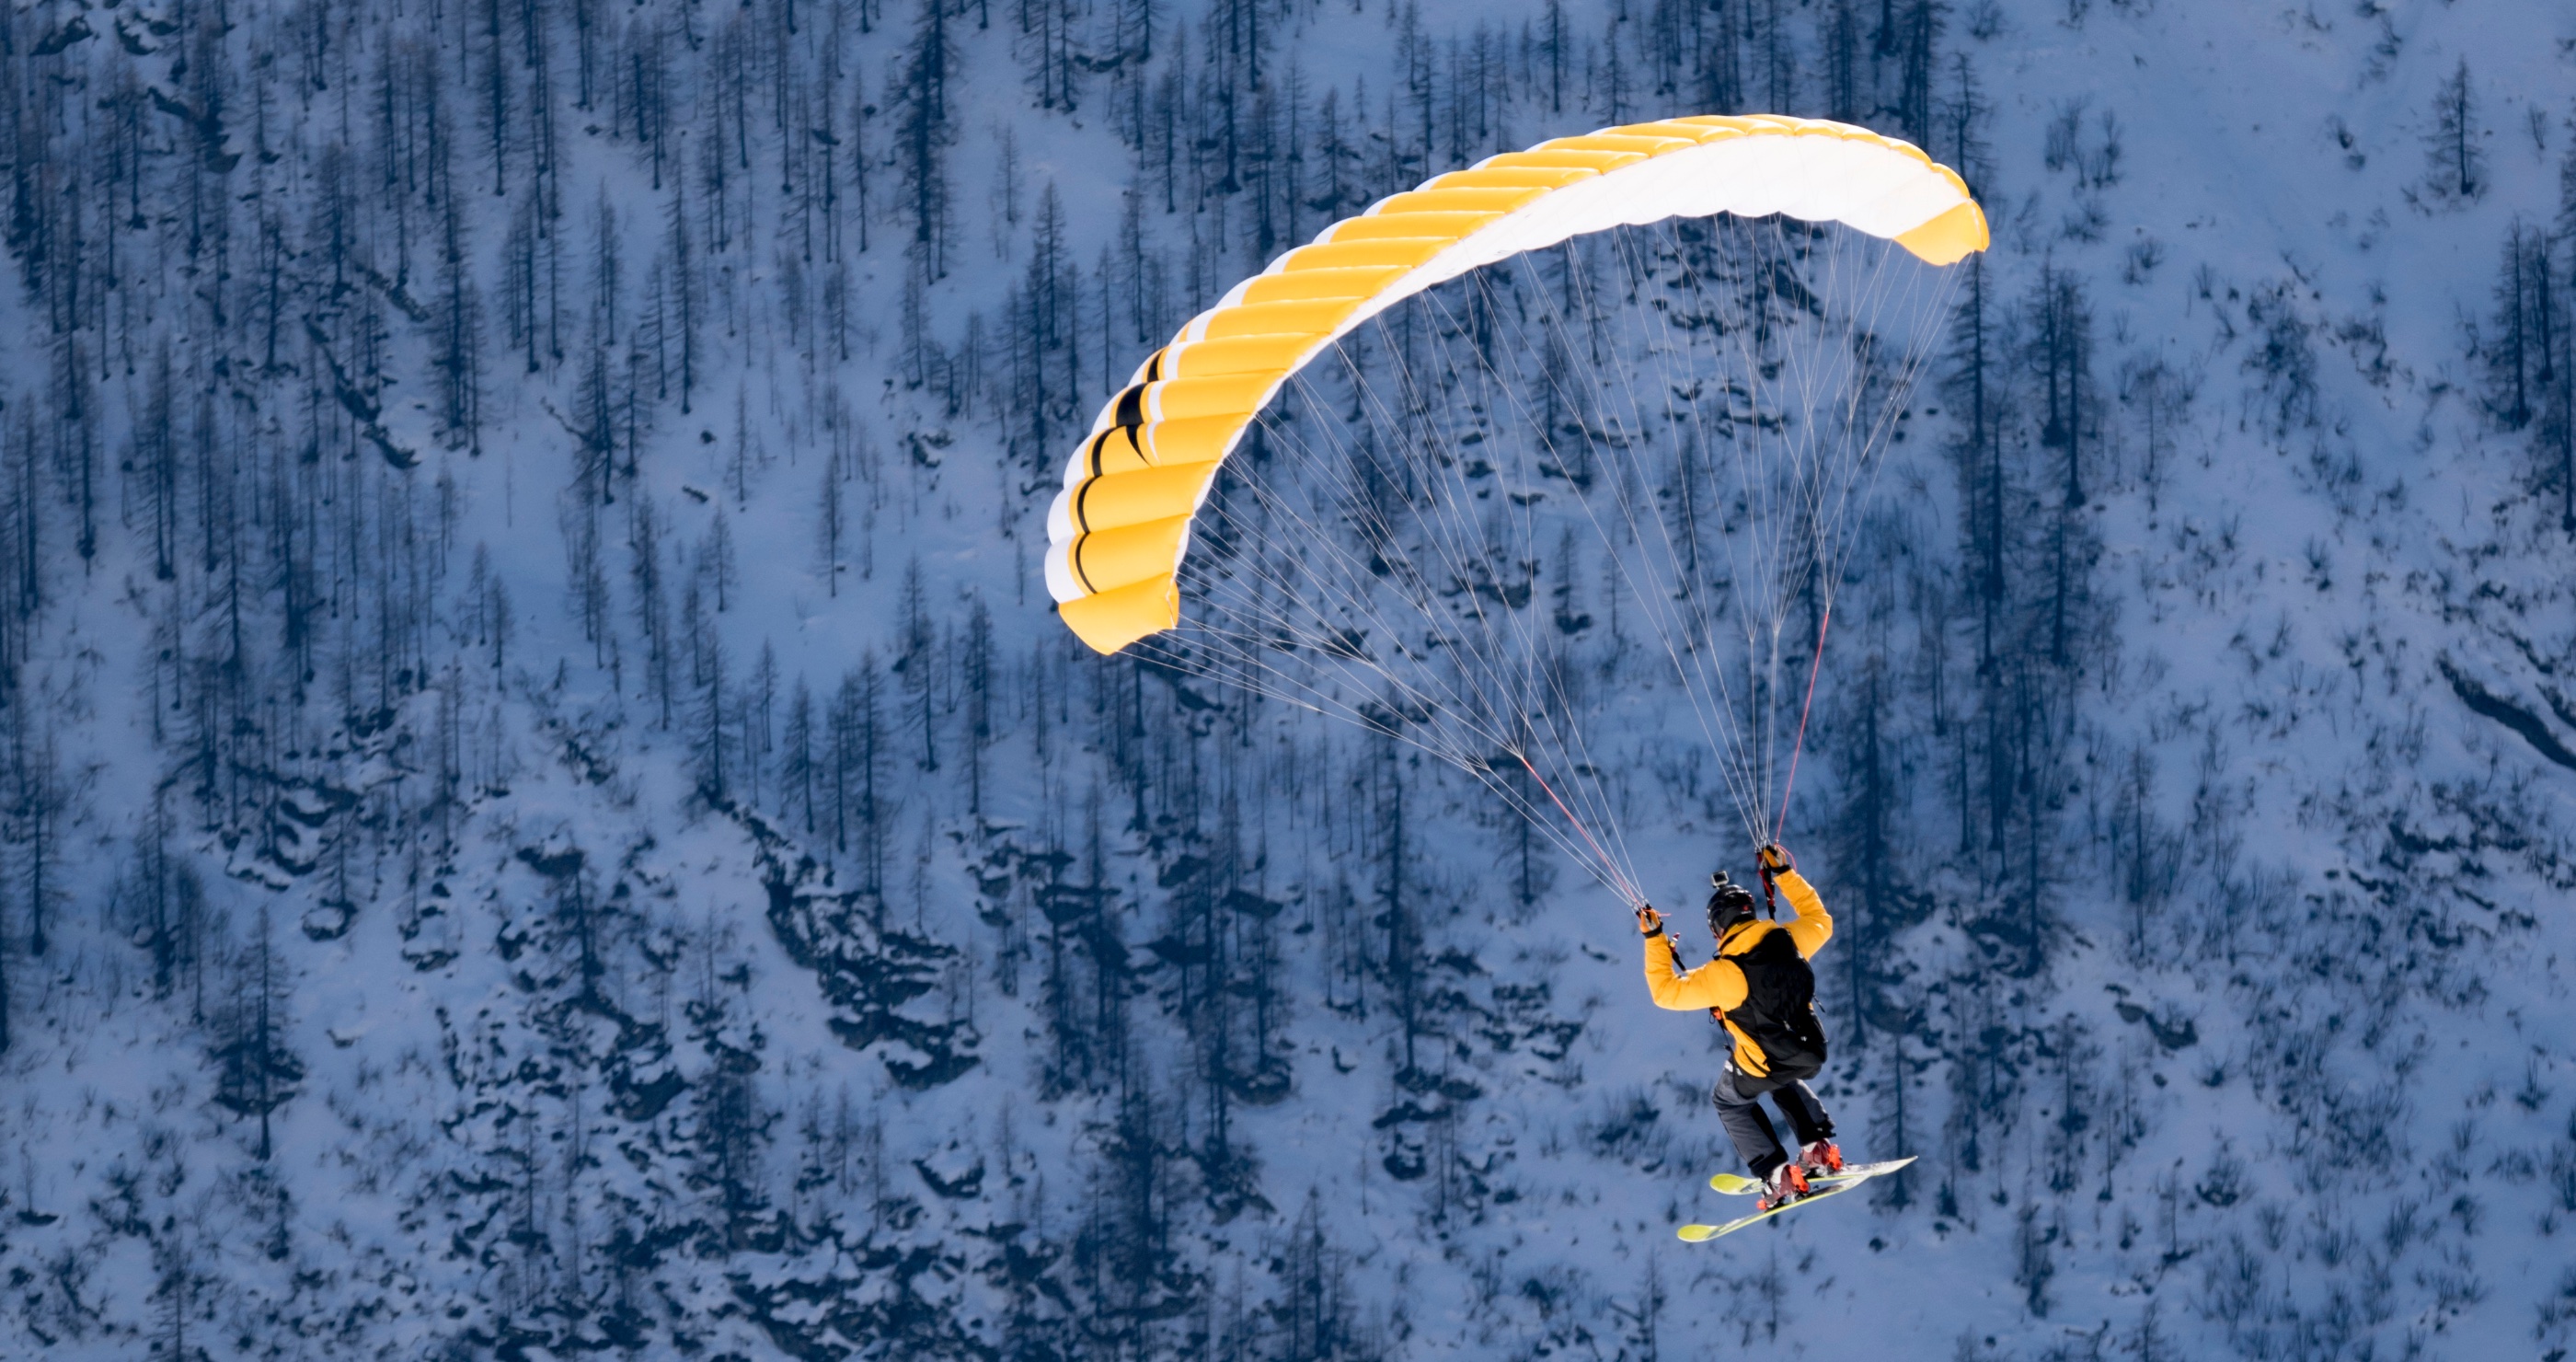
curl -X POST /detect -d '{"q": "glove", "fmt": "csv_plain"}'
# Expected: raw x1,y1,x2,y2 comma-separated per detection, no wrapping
1635,905,1664,937
1757,843,1796,873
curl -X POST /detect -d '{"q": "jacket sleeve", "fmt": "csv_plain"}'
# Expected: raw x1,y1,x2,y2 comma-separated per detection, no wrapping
1643,933,1746,1011
1777,870,1834,959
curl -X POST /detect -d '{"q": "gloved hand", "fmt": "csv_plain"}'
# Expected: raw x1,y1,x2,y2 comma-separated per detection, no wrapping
1757,843,1796,873
1635,905,1664,937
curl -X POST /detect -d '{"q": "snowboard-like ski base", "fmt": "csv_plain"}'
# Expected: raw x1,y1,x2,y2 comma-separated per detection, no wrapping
1677,1157,1915,1242
1705,1157,1915,1196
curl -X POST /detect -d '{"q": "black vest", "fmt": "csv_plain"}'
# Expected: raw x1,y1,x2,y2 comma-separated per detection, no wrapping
1721,928,1829,1091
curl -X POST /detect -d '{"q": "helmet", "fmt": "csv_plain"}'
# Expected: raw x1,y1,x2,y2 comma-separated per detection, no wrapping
1706,871,1757,938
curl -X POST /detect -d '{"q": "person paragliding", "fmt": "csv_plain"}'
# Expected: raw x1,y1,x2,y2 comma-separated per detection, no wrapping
1036,110,1981,1241
1636,843,1840,1211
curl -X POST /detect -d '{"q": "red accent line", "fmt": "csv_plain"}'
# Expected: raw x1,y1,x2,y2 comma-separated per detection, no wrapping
1774,605,1831,844
1516,752,1640,907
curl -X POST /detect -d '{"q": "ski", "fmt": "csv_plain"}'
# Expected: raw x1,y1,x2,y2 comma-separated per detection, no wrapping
1707,1157,1915,1195
1679,1157,1915,1242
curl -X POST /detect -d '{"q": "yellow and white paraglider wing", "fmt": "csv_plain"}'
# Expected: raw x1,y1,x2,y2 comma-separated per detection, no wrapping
1041,115,1988,655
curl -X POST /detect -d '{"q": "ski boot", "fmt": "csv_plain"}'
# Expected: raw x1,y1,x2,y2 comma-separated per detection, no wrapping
1756,1161,1811,1212
1797,1139,1845,1179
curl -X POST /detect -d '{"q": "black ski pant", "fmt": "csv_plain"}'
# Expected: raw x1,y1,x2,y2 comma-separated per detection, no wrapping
1711,1063,1834,1180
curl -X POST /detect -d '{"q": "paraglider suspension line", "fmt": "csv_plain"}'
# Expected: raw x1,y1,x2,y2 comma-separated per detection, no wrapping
1515,751,1642,908
1773,606,1832,846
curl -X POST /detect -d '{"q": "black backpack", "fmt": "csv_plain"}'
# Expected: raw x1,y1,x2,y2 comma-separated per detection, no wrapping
1722,928,1829,1090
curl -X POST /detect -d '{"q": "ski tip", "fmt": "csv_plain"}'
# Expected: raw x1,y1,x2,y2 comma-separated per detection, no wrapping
1676,1224,1721,1242
1708,1172,1761,1195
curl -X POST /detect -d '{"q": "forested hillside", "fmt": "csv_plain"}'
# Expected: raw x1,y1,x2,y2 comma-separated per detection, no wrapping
0,1,2571,1358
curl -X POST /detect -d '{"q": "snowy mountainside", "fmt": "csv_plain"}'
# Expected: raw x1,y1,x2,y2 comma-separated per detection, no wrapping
0,1,2572,1359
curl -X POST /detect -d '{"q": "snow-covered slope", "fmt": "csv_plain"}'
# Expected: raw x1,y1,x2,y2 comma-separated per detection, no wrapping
0,1,2571,1358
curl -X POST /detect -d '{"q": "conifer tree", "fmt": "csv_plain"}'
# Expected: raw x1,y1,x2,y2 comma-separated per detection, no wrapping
212,908,304,1161
2422,60,2484,202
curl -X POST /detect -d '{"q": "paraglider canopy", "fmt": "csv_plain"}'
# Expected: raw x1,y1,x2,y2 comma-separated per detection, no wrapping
1045,115,1985,654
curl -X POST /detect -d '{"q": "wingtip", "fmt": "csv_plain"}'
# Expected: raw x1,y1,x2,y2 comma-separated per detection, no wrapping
1893,200,1989,266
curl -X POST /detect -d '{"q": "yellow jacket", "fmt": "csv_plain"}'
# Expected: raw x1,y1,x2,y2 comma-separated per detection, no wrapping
1643,870,1833,1077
